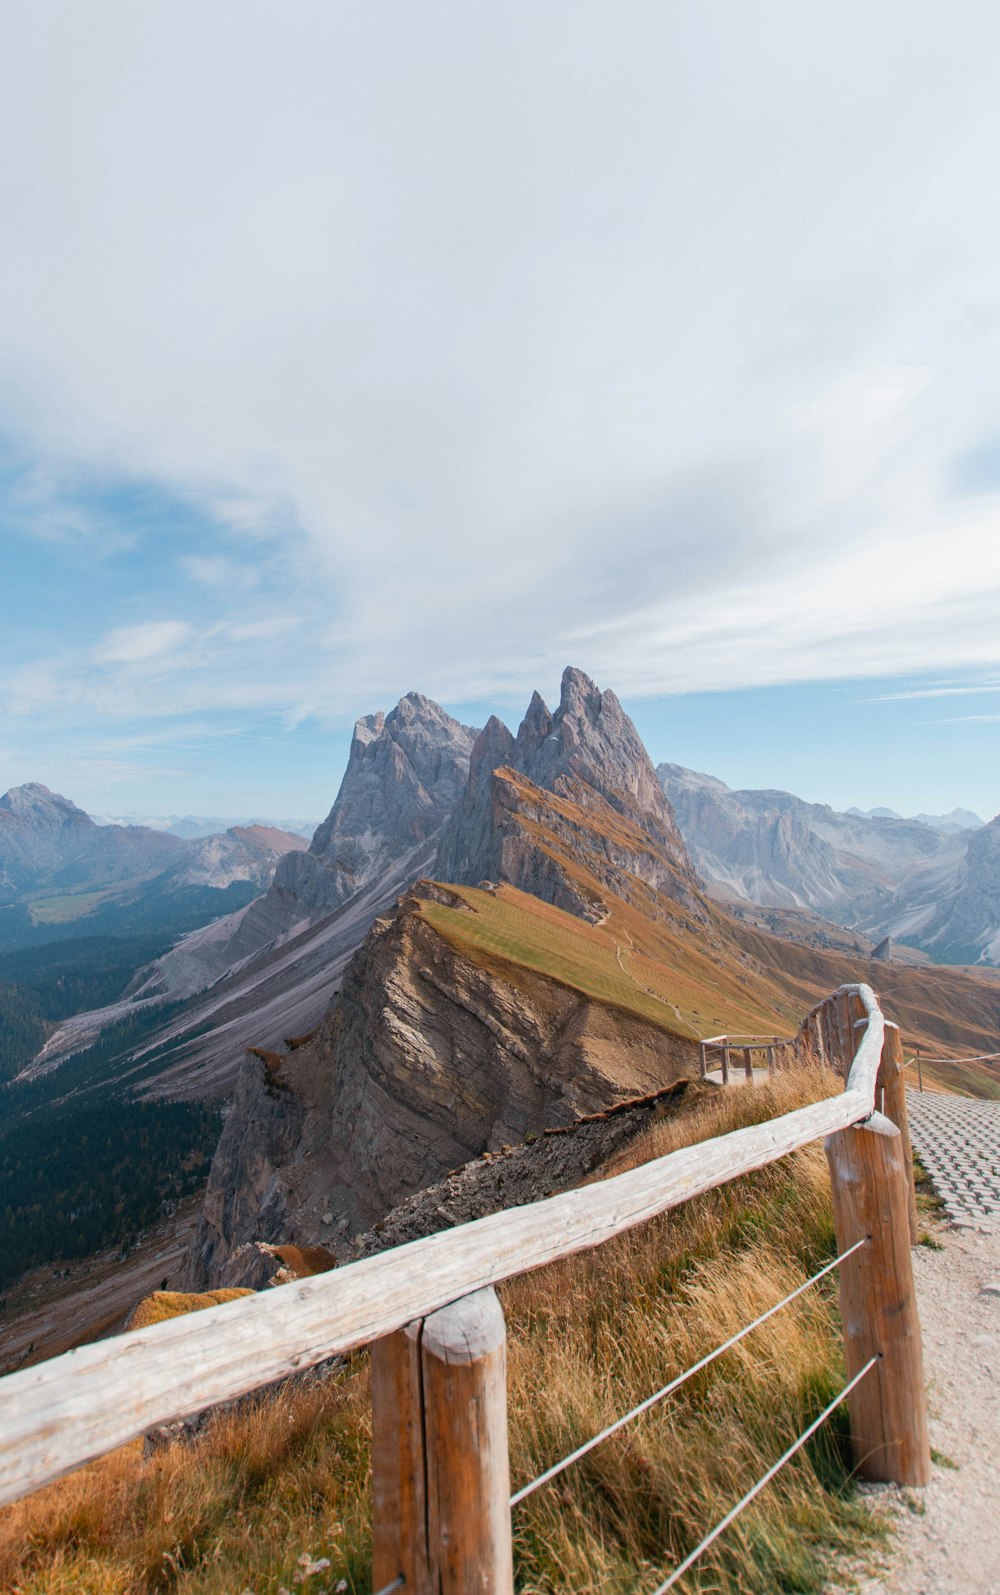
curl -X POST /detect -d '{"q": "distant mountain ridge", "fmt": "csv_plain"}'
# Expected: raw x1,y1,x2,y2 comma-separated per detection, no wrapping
91,811,319,840
657,763,999,965
0,783,306,951
846,804,984,833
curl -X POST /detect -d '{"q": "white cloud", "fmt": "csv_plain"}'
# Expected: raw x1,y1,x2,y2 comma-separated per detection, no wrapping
2,0,1000,728
93,621,192,665
871,684,1000,702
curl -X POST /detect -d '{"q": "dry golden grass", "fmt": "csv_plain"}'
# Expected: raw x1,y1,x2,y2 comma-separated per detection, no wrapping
0,1070,886,1594
126,1290,254,1332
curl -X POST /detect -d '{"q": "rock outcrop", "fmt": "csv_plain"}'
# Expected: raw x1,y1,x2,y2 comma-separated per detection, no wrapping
192,1049,307,1285
237,693,478,939
190,880,697,1285
349,1081,691,1259
438,667,698,913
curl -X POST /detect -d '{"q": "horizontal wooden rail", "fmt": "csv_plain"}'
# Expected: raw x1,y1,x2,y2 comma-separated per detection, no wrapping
0,987,884,1507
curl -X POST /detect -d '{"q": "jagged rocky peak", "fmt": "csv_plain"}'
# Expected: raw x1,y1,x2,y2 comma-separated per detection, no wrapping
254,692,480,922
475,714,516,769
531,667,669,822
436,666,696,910
513,689,554,763
310,690,478,861
0,782,91,824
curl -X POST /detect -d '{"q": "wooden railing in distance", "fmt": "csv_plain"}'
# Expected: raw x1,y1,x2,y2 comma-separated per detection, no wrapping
698,1032,795,1083
0,984,930,1593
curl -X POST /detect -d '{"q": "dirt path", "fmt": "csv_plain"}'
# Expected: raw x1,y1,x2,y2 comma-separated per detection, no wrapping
615,929,686,1025
851,1226,1000,1594
833,1087,1000,1593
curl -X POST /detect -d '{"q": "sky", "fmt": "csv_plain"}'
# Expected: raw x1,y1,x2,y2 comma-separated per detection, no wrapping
1,1,999,824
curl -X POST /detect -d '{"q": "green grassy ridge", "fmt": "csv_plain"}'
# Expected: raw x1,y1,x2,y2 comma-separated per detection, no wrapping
420,885,696,1035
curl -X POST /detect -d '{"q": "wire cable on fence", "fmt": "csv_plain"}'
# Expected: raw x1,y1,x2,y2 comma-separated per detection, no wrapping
509,1237,867,1508
647,1354,879,1594
915,1052,1000,1065
371,1576,404,1595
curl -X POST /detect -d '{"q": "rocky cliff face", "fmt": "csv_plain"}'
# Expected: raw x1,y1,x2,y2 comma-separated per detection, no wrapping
658,762,968,926
438,667,697,911
879,812,1000,965
192,1050,306,1287
180,694,478,972
190,880,697,1285
266,691,478,919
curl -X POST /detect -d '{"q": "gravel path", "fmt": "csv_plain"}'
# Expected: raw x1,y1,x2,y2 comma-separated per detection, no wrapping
844,1091,1000,1595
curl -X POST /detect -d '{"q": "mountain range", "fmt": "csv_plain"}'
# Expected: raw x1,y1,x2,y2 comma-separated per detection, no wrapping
28,671,1000,1095
6,667,1000,1312
91,812,318,841
0,784,307,949
657,764,999,965
0,781,307,912
846,805,984,832
190,670,1000,1281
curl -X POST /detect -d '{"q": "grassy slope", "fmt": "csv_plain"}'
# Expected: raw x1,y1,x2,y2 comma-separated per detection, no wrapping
0,1072,888,1595
419,880,1000,1096
418,766,1000,1095
420,884,795,1040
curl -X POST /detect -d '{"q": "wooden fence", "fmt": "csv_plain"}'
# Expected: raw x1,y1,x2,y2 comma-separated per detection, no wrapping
698,1031,795,1082
0,983,930,1593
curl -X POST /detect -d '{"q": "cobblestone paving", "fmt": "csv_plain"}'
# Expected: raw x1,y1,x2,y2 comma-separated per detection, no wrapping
906,1088,1000,1232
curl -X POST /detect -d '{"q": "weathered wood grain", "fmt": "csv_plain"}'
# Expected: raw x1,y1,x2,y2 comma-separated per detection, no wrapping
825,1119,930,1484
879,1023,919,1245
0,985,884,1507
422,1288,513,1594
371,1319,428,1595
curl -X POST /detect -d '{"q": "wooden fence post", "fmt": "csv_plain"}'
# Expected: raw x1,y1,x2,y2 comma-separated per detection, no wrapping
422,1287,514,1595
699,1042,708,1080
742,1046,753,1082
371,1319,430,1595
879,1023,919,1245
825,1119,930,1484
721,1040,731,1085
372,1287,514,1595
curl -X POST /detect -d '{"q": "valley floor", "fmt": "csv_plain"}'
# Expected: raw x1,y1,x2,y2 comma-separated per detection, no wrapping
0,1197,200,1374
